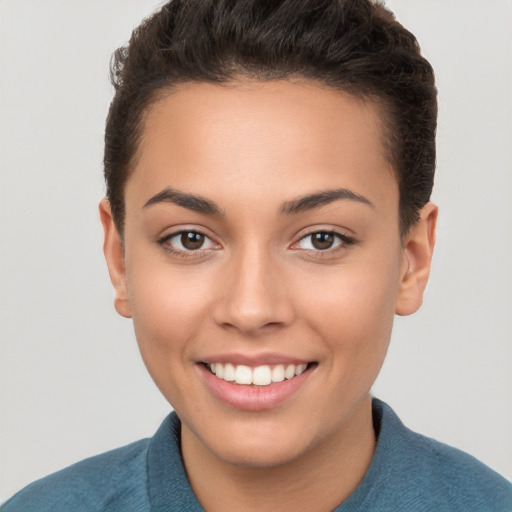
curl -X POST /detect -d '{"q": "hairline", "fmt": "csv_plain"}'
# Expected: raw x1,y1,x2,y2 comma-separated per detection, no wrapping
112,75,403,237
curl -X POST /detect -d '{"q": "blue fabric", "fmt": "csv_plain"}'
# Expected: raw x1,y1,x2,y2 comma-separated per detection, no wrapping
334,401,512,511
3,399,511,511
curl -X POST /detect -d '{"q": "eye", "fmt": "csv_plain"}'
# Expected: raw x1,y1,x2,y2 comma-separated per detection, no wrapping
159,230,217,252
296,231,353,251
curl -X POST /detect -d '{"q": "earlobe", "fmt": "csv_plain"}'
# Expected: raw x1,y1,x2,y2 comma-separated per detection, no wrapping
395,202,438,316
99,199,132,319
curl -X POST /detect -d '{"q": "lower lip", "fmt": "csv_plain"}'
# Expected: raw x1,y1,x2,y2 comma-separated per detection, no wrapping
197,364,315,411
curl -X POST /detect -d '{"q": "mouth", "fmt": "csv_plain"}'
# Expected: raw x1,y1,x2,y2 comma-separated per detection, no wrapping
197,356,318,410
204,362,314,386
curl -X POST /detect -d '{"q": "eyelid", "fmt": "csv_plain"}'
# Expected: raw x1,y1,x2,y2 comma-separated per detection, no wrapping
155,225,355,258
290,228,356,252
157,227,221,256
171,231,216,250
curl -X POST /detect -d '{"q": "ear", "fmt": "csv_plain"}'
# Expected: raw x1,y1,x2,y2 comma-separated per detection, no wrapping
395,202,438,316
99,199,132,318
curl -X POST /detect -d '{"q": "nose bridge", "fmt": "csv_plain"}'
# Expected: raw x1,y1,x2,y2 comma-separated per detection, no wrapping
213,239,292,333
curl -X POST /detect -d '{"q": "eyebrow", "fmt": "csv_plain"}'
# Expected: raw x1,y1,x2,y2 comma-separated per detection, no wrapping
281,188,374,215
143,187,223,216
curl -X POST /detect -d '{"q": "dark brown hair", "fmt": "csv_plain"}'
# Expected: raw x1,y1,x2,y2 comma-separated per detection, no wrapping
104,0,437,235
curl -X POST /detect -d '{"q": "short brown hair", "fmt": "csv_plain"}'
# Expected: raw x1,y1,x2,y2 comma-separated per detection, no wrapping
104,0,437,236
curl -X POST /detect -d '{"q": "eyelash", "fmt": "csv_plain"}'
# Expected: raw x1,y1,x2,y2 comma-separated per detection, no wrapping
157,230,217,258
293,231,355,255
157,229,355,259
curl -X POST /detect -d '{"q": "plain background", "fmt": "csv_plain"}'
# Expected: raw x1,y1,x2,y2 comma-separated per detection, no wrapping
1,0,511,501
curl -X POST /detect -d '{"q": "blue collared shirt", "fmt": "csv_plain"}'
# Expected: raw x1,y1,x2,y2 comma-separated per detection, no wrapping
3,399,512,511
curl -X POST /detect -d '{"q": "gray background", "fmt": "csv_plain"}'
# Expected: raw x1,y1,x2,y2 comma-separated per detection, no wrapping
1,0,511,500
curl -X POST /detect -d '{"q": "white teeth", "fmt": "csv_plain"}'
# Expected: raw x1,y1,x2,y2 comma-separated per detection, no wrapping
295,364,307,376
252,365,272,386
271,365,285,383
284,364,296,379
208,362,309,386
224,363,235,381
234,365,252,385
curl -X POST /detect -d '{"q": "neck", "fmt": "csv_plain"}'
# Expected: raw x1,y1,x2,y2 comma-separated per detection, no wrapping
181,396,376,512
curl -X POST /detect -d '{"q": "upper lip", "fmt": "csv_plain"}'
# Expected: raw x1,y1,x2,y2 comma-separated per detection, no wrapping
198,352,314,367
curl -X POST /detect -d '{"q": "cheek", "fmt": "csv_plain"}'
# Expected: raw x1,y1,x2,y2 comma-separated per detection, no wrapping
296,250,401,363
125,254,214,374
127,265,218,411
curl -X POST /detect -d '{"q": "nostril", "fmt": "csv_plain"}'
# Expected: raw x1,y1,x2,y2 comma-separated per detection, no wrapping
211,269,295,333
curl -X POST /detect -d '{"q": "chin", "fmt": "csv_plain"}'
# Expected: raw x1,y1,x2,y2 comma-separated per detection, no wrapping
215,437,309,469
194,415,316,469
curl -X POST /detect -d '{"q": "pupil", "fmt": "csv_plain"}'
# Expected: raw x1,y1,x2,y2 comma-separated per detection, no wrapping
181,232,204,250
312,232,334,250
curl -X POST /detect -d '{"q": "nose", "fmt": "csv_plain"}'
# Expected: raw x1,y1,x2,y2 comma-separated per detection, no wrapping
212,244,295,335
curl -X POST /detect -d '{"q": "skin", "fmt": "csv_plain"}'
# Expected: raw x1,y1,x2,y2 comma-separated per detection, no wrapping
100,80,437,511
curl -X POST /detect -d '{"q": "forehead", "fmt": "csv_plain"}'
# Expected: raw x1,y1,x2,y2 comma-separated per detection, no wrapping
128,79,398,213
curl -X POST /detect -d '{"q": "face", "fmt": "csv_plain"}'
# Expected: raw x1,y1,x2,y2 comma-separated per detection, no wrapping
101,80,436,469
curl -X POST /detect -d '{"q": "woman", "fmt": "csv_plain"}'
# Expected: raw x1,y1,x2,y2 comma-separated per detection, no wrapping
3,1,511,510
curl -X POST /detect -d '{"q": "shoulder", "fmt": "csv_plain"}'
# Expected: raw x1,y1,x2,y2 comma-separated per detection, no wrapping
2,438,151,512
408,430,512,510
364,399,512,512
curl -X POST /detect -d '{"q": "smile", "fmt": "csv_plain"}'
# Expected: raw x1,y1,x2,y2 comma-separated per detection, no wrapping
198,358,317,411
207,363,308,386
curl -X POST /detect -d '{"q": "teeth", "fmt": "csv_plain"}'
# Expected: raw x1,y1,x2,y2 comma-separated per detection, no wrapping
284,364,295,379
271,365,285,382
253,365,272,386
234,365,252,385
295,364,307,375
224,363,235,381
209,362,309,386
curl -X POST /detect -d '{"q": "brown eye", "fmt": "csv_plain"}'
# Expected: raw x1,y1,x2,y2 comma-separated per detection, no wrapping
181,232,205,250
295,231,354,252
311,232,335,250
161,230,217,253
